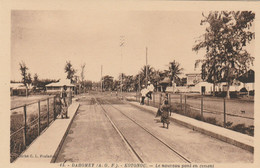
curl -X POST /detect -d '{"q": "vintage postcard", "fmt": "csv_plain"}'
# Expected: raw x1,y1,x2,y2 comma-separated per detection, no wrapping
1,1,260,168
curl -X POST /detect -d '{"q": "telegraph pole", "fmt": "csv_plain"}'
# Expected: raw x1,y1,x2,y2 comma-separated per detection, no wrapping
120,36,125,98
146,47,148,87
101,65,103,92
139,74,141,92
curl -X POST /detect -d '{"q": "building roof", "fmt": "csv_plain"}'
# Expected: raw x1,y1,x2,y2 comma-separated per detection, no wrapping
46,79,75,87
10,83,26,89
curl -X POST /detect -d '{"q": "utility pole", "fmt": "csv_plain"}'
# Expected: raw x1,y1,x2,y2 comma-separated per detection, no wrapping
139,74,141,92
101,65,103,92
146,47,148,87
120,36,125,98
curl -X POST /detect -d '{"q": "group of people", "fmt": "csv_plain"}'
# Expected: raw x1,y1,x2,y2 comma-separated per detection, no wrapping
140,81,154,105
140,81,170,129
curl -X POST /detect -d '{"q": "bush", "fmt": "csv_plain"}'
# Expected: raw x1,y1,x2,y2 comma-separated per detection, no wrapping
194,114,204,121
231,124,254,136
249,90,254,96
246,125,254,136
232,124,247,134
225,121,233,128
205,117,217,125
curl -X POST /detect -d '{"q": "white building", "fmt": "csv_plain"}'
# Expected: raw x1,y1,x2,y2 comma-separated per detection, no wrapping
45,79,75,93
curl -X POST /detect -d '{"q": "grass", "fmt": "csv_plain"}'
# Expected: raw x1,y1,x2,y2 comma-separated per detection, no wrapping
10,98,60,163
168,102,254,136
11,95,53,109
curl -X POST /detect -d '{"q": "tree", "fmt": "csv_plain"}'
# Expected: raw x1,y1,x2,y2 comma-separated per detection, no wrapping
79,62,86,93
193,11,255,98
19,61,29,96
27,73,32,86
82,80,92,90
37,78,58,92
80,63,86,82
140,65,156,86
64,61,76,83
194,56,222,96
168,60,183,86
33,73,39,87
19,62,28,86
112,80,120,91
124,75,134,92
102,75,114,91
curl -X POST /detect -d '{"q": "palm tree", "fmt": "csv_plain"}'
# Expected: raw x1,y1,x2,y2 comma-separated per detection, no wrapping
140,65,155,86
64,61,76,83
168,60,183,86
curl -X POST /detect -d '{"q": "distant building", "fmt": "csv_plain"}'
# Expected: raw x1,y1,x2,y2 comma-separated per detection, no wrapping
45,79,75,94
186,73,202,86
10,83,27,96
164,69,254,96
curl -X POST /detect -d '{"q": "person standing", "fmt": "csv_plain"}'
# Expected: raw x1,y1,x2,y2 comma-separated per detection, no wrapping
60,85,68,118
147,81,154,100
140,85,148,105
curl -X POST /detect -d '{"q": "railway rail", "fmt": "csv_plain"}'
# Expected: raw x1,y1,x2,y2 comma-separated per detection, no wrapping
93,96,191,163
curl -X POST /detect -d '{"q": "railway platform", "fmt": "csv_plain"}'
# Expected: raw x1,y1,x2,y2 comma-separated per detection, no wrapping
128,101,254,153
14,99,79,163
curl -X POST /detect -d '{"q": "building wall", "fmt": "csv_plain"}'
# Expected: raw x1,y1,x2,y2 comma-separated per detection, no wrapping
186,73,202,85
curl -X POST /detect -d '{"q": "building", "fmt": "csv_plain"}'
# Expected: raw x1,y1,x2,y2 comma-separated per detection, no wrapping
10,83,27,96
186,73,202,86
45,79,75,94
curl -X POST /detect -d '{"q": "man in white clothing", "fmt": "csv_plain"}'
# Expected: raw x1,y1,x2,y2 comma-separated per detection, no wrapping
140,85,148,105
146,81,154,100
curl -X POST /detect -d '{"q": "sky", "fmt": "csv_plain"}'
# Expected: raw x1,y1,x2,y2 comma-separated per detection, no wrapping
11,10,255,82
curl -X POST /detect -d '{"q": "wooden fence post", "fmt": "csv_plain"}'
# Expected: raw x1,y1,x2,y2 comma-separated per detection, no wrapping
70,90,72,105
23,105,27,147
53,96,56,121
47,98,49,127
201,96,203,118
38,101,41,136
153,92,155,107
59,97,62,116
224,98,226,128
184,95,187,114
180,94,183,112
158,93,162,108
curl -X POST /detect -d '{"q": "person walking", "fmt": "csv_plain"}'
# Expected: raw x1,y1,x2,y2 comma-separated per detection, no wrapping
140,85,148,105
160,92,170,128
155,92,168,117
155,91,170,128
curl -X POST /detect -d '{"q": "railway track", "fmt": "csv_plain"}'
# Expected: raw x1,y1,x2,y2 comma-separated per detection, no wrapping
93,95,191,163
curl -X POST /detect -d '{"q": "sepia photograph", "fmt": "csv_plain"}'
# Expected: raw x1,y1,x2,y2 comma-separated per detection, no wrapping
1,1,260,168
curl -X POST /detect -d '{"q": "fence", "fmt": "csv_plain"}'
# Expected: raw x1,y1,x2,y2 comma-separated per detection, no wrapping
10,93,72,163
133,91,254,135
